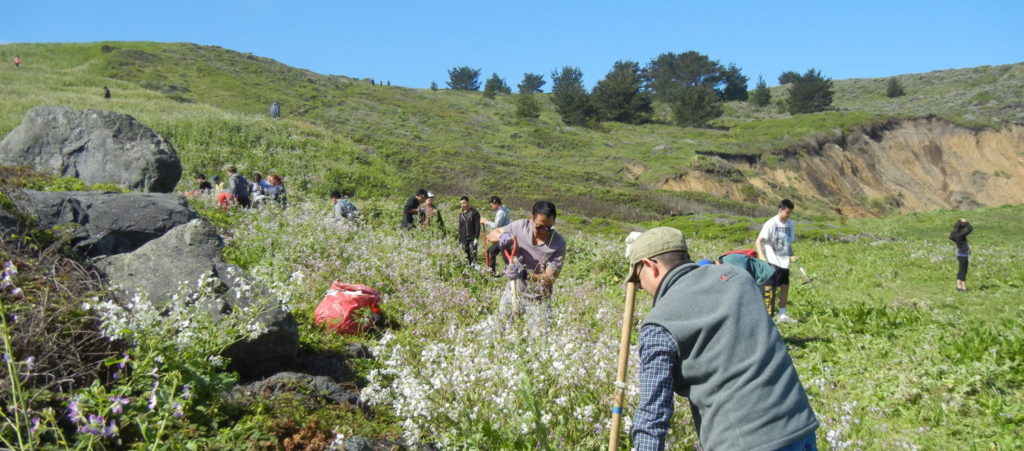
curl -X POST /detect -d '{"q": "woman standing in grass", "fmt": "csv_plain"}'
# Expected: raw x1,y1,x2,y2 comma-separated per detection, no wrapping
949,218,973,291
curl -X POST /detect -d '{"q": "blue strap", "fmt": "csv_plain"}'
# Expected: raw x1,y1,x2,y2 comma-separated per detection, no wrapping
611,406,623,415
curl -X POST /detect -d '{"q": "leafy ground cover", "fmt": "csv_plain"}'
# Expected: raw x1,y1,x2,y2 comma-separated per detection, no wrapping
3,181,1021,448
4,42,1022,219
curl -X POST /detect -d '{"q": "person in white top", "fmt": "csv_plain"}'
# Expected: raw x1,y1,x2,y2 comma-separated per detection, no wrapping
756,199,797,323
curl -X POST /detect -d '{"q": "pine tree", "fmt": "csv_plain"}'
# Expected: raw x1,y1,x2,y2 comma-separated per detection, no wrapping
430,81,438,91
721,63,749,101
644,51,726,101
750,76,771,107
515,93,542,119
483,73,511,99
447,66,481,91
591,60,652,124
550,66,595,126
669,86,723,127
518,73,546,93
787,68,834,114
778,71,801,85
886,77,905,98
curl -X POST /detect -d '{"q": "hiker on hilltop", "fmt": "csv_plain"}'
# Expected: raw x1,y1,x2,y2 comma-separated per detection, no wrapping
270,102,280,119
756,199,798,323
420,192,446,237
457,196,481,265
103,86,111,99
13,56,20,67
626,227,819,451
949,218,973,292
401,189,428,229
488,201,565,327
331,190,359,221
481,196,511,274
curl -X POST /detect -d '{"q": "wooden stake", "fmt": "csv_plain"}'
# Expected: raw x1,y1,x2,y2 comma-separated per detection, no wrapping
608,281,638,451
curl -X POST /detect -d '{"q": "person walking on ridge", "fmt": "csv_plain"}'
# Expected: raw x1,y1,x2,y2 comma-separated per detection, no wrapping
626,227,819,451
13,56,20,67
457,196,482,265
949,218,973,292
756,199,798,323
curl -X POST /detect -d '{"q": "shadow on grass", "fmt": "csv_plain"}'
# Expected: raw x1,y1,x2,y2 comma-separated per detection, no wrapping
783,335,830,349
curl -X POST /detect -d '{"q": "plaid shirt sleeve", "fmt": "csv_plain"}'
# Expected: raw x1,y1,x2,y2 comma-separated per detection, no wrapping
631,324,678,451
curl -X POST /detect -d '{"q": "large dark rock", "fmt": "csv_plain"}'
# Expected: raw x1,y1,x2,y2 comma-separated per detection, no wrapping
8,189,197,256
0,106,182,192
233,371,362,409
95,219,298,378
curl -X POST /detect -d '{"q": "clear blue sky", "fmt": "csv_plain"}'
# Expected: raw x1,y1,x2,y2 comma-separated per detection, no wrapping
4,0,1023,89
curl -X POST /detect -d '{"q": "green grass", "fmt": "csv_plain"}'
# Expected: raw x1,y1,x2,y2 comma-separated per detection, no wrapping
4,42,1022,221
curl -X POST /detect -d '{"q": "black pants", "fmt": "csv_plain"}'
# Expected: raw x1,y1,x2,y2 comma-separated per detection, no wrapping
956,256,969,281
461,240,477,264
486,243,509,272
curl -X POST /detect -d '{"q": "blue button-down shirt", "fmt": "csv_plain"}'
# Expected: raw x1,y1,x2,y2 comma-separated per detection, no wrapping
631,324,678,451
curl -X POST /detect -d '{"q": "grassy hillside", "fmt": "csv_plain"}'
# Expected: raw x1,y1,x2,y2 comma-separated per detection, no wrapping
2,42,1022,220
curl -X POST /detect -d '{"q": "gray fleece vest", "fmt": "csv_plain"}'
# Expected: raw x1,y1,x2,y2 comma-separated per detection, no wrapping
642,263,818,451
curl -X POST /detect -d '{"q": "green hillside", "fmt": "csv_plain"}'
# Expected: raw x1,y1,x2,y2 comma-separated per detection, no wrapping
2,42,1022,219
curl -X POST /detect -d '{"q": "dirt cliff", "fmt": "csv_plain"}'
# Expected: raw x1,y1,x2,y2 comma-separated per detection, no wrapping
662,119,1024,217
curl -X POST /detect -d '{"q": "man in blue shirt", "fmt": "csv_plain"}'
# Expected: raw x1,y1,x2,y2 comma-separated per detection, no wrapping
626,227,818,451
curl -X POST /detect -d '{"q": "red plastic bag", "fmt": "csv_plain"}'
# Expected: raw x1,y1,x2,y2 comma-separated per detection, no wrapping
314,281,382,335
720,248,758,259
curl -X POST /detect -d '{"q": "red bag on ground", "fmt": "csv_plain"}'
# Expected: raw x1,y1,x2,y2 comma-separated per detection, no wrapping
314,281,382,335
720,248,758,258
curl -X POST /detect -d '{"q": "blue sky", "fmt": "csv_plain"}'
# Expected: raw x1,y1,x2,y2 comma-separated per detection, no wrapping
4,1,1023,89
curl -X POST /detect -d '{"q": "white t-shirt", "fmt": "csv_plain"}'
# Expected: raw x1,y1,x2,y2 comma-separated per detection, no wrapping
758,214,795,268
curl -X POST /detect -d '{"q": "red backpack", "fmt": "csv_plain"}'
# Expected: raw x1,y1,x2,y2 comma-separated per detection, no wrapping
314,281,382,335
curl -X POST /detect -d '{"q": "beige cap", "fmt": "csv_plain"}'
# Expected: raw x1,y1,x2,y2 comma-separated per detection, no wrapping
624,227,688,282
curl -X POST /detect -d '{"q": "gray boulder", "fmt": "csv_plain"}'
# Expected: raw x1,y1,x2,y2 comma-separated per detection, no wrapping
8,189,197,257
233,371,362,408
95,219,298,378
0,106,181,192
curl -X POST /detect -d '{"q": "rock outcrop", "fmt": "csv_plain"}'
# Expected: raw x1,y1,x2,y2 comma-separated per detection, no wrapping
94,219,299,378
0,106,182,192
8,190,196,256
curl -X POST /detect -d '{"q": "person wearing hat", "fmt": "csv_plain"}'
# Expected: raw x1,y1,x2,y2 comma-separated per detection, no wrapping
401,189,429,229
627,227,818,451
419,191,446,237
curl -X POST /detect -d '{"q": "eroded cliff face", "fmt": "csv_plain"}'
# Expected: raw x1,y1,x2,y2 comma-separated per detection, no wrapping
661,119,1024,217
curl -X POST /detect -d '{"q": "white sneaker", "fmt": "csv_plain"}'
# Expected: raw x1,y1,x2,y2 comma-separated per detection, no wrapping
775,314,799,324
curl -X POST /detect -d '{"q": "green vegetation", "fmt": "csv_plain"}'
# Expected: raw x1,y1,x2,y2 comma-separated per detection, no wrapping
787,68,835,114
2,42,1022,220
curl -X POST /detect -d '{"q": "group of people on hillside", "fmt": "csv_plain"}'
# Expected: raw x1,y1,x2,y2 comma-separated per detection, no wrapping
189,165,287,209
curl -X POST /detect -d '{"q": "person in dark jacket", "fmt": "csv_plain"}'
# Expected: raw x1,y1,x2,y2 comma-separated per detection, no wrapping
949,218,973,292
402,189,428,229
627,227,818,451
457,197,482,264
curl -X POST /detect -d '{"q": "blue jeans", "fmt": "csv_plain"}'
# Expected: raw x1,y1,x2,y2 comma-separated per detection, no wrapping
775,432,818,451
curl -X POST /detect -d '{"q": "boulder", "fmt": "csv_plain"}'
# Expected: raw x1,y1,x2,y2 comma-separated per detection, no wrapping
0,106,181,192
95,219,298,378
8,189,197,257
233,371,362,409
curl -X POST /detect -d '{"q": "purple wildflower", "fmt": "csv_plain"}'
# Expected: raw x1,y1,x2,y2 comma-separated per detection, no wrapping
103,419,118,437
148,393,157,411
29,417,40,434
109,395,130,414
67,400,82,422
1,353,8,362
172,402,184,419
79,414,105,435
181,385,192,400
25,356,35,370
10,287,23,299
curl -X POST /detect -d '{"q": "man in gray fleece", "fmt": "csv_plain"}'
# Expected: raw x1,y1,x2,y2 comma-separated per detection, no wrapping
626,227,818,451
